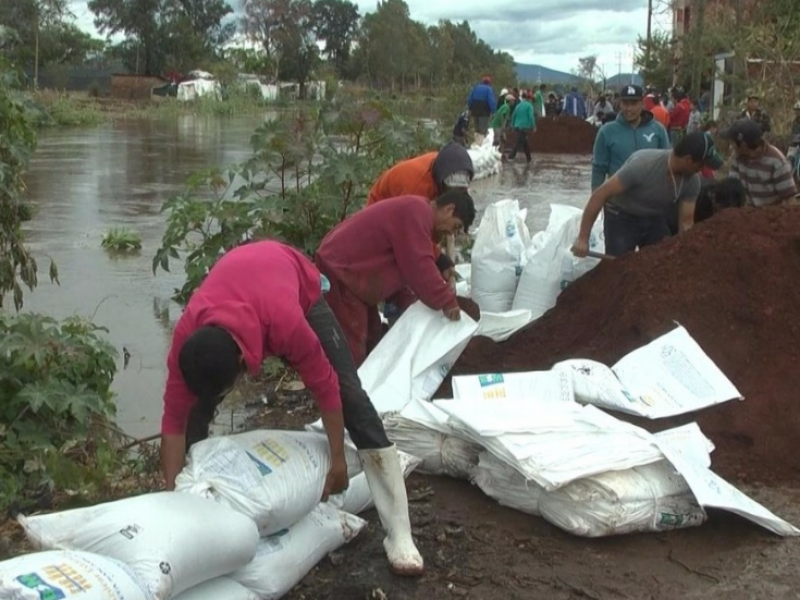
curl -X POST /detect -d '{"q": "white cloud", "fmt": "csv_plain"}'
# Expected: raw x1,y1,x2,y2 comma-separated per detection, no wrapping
69,0,658,74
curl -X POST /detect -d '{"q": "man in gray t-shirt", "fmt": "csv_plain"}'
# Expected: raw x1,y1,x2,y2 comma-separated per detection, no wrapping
572,131,723,257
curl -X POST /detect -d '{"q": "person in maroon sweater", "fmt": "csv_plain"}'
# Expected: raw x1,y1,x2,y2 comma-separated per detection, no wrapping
669,87,691,143
315,189,476,366
160,240,425,576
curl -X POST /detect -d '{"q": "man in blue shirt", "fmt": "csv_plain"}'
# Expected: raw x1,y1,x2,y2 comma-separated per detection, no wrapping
467,76,497,145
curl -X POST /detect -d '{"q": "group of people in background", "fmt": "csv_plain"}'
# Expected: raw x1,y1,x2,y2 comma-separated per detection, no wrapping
458,75,799,261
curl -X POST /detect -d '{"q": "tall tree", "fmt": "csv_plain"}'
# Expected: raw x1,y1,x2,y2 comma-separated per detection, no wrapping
311,0,359,77
89,0,232,75
635,31,674,92
278,0,320,96
0,0,70,82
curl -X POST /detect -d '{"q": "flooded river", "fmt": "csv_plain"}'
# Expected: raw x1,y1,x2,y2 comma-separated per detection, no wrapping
22,114,591,439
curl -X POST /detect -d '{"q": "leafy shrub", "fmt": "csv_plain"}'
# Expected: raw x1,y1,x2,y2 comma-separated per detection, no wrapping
154,100,445,304
0,314,120,512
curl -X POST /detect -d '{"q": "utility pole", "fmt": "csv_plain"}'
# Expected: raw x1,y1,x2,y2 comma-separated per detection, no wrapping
646,0,653,68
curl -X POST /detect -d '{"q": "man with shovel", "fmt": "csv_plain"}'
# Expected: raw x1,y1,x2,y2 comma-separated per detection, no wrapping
572,131,723,257
160,240,425,576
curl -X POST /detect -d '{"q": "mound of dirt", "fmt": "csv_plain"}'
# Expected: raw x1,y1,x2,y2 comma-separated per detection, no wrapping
440,206,800,484
504,116,596,155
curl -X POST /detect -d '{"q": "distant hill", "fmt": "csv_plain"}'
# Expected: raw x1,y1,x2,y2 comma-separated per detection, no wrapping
514,63,577,85
514,63,645,90
605,73,645,88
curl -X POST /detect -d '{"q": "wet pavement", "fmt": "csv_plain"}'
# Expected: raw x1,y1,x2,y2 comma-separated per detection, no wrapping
21,116,591,438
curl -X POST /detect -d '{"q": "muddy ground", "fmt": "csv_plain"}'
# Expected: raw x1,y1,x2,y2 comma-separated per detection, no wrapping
251,388,800,600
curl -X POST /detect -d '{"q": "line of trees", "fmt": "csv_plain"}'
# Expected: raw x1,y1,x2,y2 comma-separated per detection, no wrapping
0,0,515,91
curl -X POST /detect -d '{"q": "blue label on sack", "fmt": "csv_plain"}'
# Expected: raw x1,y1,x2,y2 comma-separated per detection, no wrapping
16,572,68,600
478,374,505,387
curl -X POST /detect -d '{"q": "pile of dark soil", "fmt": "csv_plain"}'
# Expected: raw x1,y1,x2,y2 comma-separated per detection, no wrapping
440,206,800,484
504,116,596,155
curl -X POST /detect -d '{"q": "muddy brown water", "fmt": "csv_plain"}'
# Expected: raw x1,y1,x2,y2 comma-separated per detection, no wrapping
21,116,590,439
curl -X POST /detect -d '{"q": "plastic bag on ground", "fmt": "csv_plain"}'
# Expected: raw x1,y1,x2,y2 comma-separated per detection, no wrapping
173,578,258,600
175,430,361,536
537,460,707,537
513,204,604,319
471,199,531,313
0,550,151,600
472,451,544,516
383,399,482,479
231,503,366,600
451,369,573,403
18,493,259,600
553,326,742,419
329,451,423,515
474,309,532,342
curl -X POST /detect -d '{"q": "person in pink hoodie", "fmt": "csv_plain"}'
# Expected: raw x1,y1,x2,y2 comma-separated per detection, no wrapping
160,240,425,575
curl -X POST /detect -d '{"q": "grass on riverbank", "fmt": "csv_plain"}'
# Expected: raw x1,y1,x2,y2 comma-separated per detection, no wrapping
28,84,465,128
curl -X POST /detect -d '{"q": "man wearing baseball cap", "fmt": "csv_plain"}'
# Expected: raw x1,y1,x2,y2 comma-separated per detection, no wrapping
724,118,797,206
591,84,670,190
573,131,723,257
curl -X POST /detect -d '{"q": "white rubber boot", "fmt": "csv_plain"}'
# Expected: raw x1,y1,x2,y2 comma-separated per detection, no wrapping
359,444,425,576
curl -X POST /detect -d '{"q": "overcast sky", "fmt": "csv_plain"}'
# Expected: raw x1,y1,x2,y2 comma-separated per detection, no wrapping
69,0,667,75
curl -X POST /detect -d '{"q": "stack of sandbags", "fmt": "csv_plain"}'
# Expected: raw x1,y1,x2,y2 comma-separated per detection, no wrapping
513,204,605,320
7,429,423,600
470,199,531,313
467,129,503,181
16,493,260,599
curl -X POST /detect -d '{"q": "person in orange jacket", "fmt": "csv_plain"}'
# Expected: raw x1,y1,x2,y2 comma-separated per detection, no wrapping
366,142,474,316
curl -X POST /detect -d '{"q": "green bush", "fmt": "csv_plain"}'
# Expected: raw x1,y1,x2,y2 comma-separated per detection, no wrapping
154,100,446,305
0,314,120,512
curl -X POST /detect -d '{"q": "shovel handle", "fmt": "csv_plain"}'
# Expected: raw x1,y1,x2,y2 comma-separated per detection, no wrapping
586,250,615,260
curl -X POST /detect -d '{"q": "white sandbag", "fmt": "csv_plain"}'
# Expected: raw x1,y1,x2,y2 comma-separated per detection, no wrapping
553,326,742,419
472,451,544,516
356,301,479,414
0,551,150,600
433,398,665,491
512,204,604,319
537,460,707,537
173,578,258,600
175,430,361,536
451,369,573,403
468,132,503,181
18,493,259,600
329,451,423,515
383,399,481,479
231,503,366,600
471,200,531,313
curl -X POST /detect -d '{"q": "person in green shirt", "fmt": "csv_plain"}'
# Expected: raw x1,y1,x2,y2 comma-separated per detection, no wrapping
534,84,546,119
508,91,536,163
491,93,514,149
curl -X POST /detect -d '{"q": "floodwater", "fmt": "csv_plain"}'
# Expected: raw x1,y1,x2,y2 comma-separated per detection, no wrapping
21,116,591,439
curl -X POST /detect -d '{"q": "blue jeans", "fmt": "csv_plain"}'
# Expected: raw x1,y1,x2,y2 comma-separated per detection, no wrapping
603,207,670,257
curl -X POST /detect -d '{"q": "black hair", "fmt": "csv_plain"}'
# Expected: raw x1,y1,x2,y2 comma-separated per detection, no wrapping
435,188,476,230
674,131,712,163
694,178,748,223
179,326,243,401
